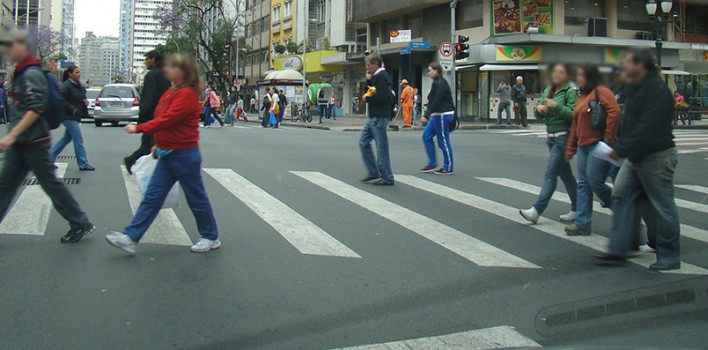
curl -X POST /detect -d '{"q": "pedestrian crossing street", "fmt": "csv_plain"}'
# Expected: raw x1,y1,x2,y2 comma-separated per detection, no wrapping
490,128,708,158
1,165,708,275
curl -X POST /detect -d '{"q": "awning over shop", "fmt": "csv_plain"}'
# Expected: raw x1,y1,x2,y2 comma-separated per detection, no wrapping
480,64,540,71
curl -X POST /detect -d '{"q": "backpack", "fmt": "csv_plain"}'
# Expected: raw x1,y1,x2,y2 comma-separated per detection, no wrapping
25,67,64,129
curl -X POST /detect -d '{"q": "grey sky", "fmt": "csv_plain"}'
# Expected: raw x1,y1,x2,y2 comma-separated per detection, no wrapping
74,0,121,39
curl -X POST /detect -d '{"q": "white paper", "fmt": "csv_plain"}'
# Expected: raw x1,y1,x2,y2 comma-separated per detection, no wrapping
591,141,624,167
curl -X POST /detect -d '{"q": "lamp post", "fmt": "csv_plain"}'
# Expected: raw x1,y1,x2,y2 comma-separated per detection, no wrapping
645,0,673,67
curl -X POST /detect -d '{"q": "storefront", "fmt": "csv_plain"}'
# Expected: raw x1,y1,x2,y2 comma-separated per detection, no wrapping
256,70,304,120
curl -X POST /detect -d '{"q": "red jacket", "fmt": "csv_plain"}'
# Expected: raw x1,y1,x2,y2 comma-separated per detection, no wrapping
136,87,200,150
566,86,621,159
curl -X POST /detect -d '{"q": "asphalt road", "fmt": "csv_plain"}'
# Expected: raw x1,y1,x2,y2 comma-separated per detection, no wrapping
1,122,707,349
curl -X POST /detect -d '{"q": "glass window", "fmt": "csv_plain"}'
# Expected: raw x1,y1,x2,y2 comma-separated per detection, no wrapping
684,4,708,36
617,0,653,31
99,86,135,99
284,1,292,17
456,0,483,29
565,0,605,26
273,7,280,21
261,15,270,33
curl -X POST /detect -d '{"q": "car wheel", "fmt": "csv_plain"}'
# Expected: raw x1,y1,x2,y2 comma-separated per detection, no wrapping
94,120,103,127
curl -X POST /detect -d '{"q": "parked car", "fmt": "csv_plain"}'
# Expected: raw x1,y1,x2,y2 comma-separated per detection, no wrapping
93,84,142,127
85,88,101,119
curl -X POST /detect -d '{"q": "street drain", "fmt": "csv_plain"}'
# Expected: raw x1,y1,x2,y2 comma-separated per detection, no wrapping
55,155,76,160
21,178,81,186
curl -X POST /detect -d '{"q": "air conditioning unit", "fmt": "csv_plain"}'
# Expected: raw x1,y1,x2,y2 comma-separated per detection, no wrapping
636,31,654,40
316,37,326,50
587,17,608,37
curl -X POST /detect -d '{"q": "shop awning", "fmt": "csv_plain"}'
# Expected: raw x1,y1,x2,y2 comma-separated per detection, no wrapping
480,64,540,71
663,70,691,75
455,64,477,72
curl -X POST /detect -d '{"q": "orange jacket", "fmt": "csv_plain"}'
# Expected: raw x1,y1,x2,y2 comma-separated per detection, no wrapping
401,85,414,105
565,86,621,158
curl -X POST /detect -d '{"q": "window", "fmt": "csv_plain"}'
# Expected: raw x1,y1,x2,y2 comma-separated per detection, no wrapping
261,15,270,33
684,4,708,36
456,0,483,29
273,6,280,21
565,0,605,26
317,0,326,22
283,1,292,17
617,0,652,31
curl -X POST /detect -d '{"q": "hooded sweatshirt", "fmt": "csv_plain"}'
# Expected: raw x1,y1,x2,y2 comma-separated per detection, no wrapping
7,54,50,146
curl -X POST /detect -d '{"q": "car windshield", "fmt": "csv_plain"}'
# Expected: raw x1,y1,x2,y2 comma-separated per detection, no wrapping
100,86,134,99
86,90,100,100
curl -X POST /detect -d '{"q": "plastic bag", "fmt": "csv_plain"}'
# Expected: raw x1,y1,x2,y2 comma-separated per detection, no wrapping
269,111,277,126
132,155,181,209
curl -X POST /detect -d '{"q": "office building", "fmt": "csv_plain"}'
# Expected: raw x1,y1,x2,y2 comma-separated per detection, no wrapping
119,0,174,83
78,32,120,86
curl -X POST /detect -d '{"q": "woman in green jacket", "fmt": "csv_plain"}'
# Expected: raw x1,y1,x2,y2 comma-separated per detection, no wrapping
519,63,578,224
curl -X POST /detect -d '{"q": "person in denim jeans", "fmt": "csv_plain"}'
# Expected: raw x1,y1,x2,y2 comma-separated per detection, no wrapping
360,53,394,186
520,63,578,224
596,48,681,271
564,64,621,236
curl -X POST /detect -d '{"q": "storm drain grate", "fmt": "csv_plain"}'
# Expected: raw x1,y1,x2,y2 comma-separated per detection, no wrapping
55,156,76,160
21,177,81,186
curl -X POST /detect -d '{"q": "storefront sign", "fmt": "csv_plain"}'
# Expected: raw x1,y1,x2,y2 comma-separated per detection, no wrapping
390,29,412,43
496,46,542,61
604,48,628,64
492,0,553,37
283,56,303,71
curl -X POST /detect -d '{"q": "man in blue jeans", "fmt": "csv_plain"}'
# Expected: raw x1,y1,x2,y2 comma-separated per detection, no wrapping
597,48,681,271
359,53,394,186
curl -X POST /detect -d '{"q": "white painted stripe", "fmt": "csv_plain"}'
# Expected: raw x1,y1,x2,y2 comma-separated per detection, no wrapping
338,325,541,349
120,166,192,246
0,163,68,235
477,177,708,246
675,137,708,141
511,131,548,136
205,168,360,258
398,175,707,275
678,149,708,154
676,142,708,147
676,184,708,195
292,171,538,268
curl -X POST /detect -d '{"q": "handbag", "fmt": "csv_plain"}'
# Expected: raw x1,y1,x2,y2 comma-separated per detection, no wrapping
588,88,607,131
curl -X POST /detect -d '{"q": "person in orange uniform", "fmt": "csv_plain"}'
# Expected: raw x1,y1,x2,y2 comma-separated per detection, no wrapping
400,79,415,128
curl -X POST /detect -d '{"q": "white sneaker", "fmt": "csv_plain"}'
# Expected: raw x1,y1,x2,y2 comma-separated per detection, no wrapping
639,244,656,253
105,231,137,255
191,238,221,253
559,211,577,223
519,207,539,224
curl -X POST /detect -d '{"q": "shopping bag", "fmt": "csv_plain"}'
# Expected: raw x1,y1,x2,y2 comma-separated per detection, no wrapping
132,155,181,209
269,111,277,126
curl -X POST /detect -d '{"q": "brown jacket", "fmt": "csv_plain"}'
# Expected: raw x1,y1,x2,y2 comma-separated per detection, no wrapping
565,86,621,159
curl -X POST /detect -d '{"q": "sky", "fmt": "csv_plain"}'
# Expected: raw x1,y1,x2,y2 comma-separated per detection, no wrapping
74,0,121,39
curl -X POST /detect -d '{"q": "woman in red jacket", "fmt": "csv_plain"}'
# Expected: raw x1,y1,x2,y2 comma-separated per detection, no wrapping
564,64,621,236
106,54,220,254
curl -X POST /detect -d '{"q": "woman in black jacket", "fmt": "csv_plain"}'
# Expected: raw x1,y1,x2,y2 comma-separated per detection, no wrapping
420,61,455,175
49,65,95,171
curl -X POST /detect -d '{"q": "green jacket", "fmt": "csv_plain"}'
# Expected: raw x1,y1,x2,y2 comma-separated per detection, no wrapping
534,84,577,133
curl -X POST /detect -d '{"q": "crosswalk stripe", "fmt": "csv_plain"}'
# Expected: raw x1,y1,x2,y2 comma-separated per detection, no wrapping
676,184,708,195
399,175,707,275
675,137,708,141
292,171,538,268
476,177,708,245
205,168,361,258
678,148,708,154
0,163,68,235
337,325,541,349
120,166,192,246
676,142,708,147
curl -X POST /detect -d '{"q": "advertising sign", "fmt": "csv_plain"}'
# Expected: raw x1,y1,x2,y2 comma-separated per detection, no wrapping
492,0,553,36
283,56,303,71
496,46,542,61
390,29,412,43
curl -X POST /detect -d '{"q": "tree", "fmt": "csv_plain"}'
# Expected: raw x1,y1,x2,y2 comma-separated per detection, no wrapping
155,0,245,94
31,25,67,69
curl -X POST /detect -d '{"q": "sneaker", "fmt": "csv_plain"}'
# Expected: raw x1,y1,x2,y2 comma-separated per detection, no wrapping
434,169,454,175
649,261,681,271
420,166,436,173
361,175,379,183
559,211,577,222
105,231,137,255
79,165,96,171
565,224,591,236
639,244,657,253
372,179,394,186
519,207,539,224
60,223,96,243
191,238,221,253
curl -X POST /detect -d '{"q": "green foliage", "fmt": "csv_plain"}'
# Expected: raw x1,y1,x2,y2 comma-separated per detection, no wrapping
274,43,286,55
285,41,299,54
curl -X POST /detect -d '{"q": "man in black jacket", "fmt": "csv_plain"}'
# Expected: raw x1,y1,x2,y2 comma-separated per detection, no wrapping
124,50,170,174
597,48,681,271
359,53,394,185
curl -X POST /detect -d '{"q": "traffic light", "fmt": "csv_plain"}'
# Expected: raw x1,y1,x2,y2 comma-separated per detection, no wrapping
455,35,470,60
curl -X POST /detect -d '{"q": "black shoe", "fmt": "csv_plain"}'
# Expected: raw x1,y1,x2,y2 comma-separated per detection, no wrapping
372,179,394,186
124,157,133,175
649,262,681,271
60,223,96,243
593,253,628,266
80,165,96,171
361,175,379,183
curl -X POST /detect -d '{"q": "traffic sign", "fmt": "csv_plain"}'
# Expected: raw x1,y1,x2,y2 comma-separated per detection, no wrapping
438,42,455,71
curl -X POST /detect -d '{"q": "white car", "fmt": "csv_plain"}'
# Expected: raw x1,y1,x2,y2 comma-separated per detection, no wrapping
86,88,101,119
93,84,142,127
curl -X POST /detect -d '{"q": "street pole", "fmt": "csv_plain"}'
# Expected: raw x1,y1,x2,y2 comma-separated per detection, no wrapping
302,0,308,105
655,19,663,67
450,0,459,109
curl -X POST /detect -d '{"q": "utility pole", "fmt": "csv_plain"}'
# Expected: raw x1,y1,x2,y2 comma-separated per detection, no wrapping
450,0,459,106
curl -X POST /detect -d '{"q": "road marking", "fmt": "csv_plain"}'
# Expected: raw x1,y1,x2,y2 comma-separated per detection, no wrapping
676,184,708,195
675,142,708,147
292,171,538,268
338,325,541,349
205,168,360,258
675,137,708,141
678,148,708,154
0,163,68,235
399,175,707,275
511,132,547,136
477,177,708,244
120,166,192,246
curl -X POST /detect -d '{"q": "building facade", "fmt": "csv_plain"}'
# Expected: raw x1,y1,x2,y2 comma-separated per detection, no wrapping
119,0,173,83
78,32,120,87
49,0,75,60
11,0,51,27
243,0,271,92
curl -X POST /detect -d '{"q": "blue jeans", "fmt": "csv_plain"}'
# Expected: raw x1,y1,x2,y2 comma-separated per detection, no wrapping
123,147,218,242
319,105,327,123
609,148,680,264
359,117,394,184
533,134,577,214
497,102,512,125
50,120,90,168
423,114,455,171
574,143,613,230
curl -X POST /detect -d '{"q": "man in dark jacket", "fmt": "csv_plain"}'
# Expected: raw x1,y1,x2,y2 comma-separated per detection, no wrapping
124,50,170,173
512,76,528,127
597,48,681,271
0,30,94,243
359,53,394,185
